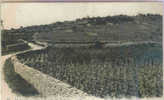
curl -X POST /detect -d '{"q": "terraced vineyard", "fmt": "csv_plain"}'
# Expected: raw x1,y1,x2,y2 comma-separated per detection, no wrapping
16,43,163,98
2,42,31,55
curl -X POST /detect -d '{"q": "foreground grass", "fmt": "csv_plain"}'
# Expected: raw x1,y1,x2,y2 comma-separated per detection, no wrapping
3,58,39,96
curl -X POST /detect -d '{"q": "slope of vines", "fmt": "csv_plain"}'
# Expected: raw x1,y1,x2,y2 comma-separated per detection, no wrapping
16,43,163,98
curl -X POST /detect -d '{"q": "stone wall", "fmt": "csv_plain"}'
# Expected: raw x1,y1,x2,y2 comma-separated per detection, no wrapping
11,56,88,97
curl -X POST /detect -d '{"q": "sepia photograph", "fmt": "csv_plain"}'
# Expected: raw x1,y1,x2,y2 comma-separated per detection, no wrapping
0,2,163,100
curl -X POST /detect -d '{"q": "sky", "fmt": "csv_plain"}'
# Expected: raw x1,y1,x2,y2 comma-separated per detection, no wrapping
1,2,163,29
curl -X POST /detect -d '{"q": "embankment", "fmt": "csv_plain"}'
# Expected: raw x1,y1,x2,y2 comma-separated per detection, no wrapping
10,55,88,97
3,58,39,96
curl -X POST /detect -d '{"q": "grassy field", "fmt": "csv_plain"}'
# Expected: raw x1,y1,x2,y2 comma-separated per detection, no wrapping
17,43,162,98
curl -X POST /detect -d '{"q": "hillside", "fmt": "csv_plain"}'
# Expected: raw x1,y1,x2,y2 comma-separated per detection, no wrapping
1,14,162,54
35,14,162,43
2,14,162,45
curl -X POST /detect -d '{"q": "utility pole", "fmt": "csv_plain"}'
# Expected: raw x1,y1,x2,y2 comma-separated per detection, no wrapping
1,20,7,50
1,20,4,29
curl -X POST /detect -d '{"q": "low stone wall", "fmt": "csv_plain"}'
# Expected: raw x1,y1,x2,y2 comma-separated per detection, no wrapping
11,56,88,97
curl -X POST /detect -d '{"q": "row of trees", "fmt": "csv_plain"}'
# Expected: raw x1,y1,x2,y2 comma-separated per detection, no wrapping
76,14,162,25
